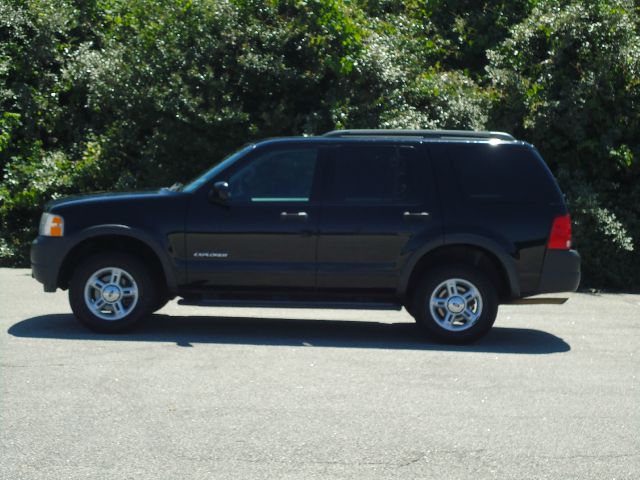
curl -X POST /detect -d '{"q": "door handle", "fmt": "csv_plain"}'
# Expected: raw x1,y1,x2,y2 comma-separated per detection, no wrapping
280,211,308,220
403,211,430,218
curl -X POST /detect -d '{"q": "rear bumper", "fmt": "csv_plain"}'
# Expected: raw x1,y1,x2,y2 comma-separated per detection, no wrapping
31,236,68,292
536,249,581,294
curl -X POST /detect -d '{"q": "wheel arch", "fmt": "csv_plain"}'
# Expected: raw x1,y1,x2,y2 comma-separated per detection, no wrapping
57,227,175,293
399,240,520,303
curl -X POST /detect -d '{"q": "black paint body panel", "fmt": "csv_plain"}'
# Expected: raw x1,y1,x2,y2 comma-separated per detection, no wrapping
537,249,581,294
31,136,581,302
36,190,189,290
316,143,443,292
427,142,569,297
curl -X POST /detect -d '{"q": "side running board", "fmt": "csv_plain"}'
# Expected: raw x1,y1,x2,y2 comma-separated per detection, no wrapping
506,297,569,305
177,298,403,311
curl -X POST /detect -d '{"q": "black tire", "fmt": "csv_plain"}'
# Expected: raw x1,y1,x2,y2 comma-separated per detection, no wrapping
411,264,498,344
403,303,416,318
68,252,158,333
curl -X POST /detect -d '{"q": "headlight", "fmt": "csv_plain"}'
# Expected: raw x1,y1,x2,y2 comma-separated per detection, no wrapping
39,213,64,237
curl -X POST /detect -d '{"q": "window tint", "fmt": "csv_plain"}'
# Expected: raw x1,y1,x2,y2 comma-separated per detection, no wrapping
228,148,318,203
448,144,560,203
330,145,424,204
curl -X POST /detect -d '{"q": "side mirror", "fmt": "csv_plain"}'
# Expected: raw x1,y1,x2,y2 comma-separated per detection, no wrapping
209,181,231,204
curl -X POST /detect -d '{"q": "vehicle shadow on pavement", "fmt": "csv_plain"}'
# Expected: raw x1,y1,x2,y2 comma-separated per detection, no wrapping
8,314,570,354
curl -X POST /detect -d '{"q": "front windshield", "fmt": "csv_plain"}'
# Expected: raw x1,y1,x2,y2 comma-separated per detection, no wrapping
182,144,256,193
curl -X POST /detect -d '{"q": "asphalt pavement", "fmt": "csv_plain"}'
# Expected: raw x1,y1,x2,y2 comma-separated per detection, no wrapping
1,268,638,479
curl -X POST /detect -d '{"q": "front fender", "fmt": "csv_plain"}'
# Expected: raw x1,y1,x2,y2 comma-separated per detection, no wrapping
62,225,178,291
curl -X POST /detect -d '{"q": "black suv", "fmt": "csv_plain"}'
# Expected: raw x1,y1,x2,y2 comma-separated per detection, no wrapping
31,129,580,343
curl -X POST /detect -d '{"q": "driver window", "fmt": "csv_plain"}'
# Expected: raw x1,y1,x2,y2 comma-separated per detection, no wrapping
228,148,318,203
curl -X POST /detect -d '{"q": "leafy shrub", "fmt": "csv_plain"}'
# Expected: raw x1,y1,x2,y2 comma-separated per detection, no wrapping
487,0,640,289
0,0,638,290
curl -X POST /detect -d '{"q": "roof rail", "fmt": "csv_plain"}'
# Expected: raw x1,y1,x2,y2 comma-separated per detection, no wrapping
322,129,515,142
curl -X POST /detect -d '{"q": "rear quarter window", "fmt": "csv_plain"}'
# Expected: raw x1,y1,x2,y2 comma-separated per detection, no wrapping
446,143,562,204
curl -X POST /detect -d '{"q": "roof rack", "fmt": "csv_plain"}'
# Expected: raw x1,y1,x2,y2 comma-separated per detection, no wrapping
322,129,515,142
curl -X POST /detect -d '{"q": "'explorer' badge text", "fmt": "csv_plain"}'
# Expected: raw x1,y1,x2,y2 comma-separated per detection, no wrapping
193,252,229,258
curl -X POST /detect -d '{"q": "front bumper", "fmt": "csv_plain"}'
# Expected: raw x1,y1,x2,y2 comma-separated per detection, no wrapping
31,236,68,292
536,249,581,294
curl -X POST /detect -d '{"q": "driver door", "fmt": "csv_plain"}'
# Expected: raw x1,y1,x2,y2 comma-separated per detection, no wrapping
185,144,323,290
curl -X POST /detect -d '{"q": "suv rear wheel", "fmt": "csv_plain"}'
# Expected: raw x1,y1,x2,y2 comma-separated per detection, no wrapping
411,265,498,344
69,252,157,333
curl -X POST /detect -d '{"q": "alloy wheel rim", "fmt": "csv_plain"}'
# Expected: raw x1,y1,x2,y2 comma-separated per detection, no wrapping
429,278,483,331
84,267,139,321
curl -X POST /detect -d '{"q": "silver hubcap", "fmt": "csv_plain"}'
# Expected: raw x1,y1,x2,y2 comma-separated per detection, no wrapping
429,278,483,331
84,267,139,321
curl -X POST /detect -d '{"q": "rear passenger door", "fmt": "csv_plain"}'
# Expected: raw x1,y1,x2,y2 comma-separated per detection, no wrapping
317,143,442,291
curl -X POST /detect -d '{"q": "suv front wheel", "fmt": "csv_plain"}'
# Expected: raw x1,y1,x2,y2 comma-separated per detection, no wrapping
69,252,157,333
411,265,498,344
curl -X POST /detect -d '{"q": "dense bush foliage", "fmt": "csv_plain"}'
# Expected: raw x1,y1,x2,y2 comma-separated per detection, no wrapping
487,0,640,289
1,0,638,290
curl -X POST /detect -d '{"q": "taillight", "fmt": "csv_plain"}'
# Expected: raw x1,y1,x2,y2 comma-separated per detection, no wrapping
547,214,572,250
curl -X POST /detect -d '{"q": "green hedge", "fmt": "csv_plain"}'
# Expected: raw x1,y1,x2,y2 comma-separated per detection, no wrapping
1,0,639,290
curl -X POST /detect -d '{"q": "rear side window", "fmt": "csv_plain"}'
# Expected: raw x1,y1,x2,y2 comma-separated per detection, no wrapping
447,143,561,203
329,145,425,204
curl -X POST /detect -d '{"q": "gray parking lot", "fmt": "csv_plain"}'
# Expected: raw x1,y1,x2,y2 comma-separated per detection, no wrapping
1,268,639,479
